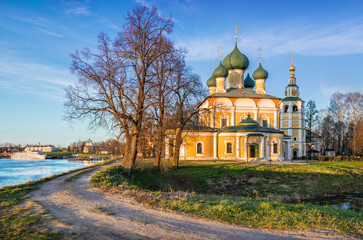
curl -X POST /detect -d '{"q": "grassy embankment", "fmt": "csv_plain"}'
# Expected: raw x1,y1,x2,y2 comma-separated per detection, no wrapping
0,159,117,240
45,152,110,159
92,160,363,237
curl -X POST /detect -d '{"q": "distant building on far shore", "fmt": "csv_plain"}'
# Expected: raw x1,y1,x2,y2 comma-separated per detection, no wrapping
83,140,94,153
25,145,55,152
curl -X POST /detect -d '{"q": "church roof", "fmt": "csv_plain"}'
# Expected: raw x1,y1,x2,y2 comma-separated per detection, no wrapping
221,115,283,133
281,96,304,102
208,87,280,99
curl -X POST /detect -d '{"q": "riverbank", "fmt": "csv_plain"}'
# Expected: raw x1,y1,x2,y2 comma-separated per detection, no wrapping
92,160,363,237
0,159,117,239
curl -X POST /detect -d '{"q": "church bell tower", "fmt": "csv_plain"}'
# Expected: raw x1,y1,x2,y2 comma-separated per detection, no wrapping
280,53,306,158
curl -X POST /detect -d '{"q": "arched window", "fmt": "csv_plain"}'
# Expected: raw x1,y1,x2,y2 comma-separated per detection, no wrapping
273,143,278,154
196,142,203,155
221,115,229,128
226,142,233,154
284,105,289,113
261,115,269,127
292,105,298,113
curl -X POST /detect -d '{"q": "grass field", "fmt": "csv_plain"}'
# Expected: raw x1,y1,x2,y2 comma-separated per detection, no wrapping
92,160,363,237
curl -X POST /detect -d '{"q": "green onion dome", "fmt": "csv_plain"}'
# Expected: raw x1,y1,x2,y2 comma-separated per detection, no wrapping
239,114,259,126
206,74,216,87
223,43,249,70
252,63,269,80
244,73,255,88
213,61,228,78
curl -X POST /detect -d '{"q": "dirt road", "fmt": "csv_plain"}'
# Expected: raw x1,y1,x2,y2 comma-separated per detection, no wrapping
30,164,351,240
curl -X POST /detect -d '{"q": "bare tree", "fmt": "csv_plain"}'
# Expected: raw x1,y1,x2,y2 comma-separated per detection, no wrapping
169,61,206,169
305,100,320,159
66,5,174,176
346,92,363,154
150,40,181,170
114,6,173,175
328,92,349,154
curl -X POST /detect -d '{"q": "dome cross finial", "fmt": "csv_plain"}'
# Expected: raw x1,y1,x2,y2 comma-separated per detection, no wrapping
211,58,215,71
257,47,262,63
233,25,239,42
289,51,296,73
218,46,223,61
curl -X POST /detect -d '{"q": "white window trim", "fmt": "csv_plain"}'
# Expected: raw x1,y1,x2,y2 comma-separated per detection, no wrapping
271,139,281,155
261,114,270,127
224,138,234,154
220,114,230,128
196,141,204,156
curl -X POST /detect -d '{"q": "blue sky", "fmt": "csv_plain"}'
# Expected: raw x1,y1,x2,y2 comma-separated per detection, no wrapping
0,0,362,147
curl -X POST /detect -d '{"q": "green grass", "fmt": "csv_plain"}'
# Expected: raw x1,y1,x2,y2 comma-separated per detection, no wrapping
91,161,363,237
103,161,363,199
0,159,117,239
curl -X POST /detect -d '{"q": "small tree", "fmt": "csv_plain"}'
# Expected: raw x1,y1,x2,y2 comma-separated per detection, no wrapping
305,100,320,158
170,61,206,169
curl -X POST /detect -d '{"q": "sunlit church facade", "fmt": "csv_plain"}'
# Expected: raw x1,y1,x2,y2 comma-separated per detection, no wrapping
166,33,313,161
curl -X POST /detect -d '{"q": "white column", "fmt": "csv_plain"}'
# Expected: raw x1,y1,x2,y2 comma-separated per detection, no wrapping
255,108,259,122
165,138,169,159
261,136,265,159
288,102,292,128
213,133,218,159
266,136,270,160
244,135,248,160
299,129,303,156
232,106,236,126
236,135,240,159
274,109,279,129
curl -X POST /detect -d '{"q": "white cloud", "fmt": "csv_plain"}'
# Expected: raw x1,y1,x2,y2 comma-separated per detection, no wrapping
36,28,64,38
65,6,91,16
0,54,75,102
176,18,363,61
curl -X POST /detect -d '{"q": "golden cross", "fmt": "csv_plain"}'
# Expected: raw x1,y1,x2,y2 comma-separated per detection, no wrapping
218,46,223,61
291,52,294,65
211,58,215,71
233,25,239,40
257,47,262,63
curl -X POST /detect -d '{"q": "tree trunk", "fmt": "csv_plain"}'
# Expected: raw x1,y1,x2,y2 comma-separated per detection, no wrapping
172,128,183,169
153,125,163,170
122,127,139,176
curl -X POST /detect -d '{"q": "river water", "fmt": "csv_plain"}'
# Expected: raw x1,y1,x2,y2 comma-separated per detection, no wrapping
0,158,102,188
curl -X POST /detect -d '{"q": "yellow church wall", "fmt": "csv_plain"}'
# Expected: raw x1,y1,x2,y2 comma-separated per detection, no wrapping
214,111,232,128
292,115,300,120
258,113,275,128
183,134,214,158
292,121,299,128
269,135,285,159
292,129,299,137
239,135,246,158
217,135,236,158
282,115,289,120
282,122,289,128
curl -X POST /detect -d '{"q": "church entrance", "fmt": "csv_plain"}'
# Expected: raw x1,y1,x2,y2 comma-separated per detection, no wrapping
249,143,259,158
293,149,298,159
